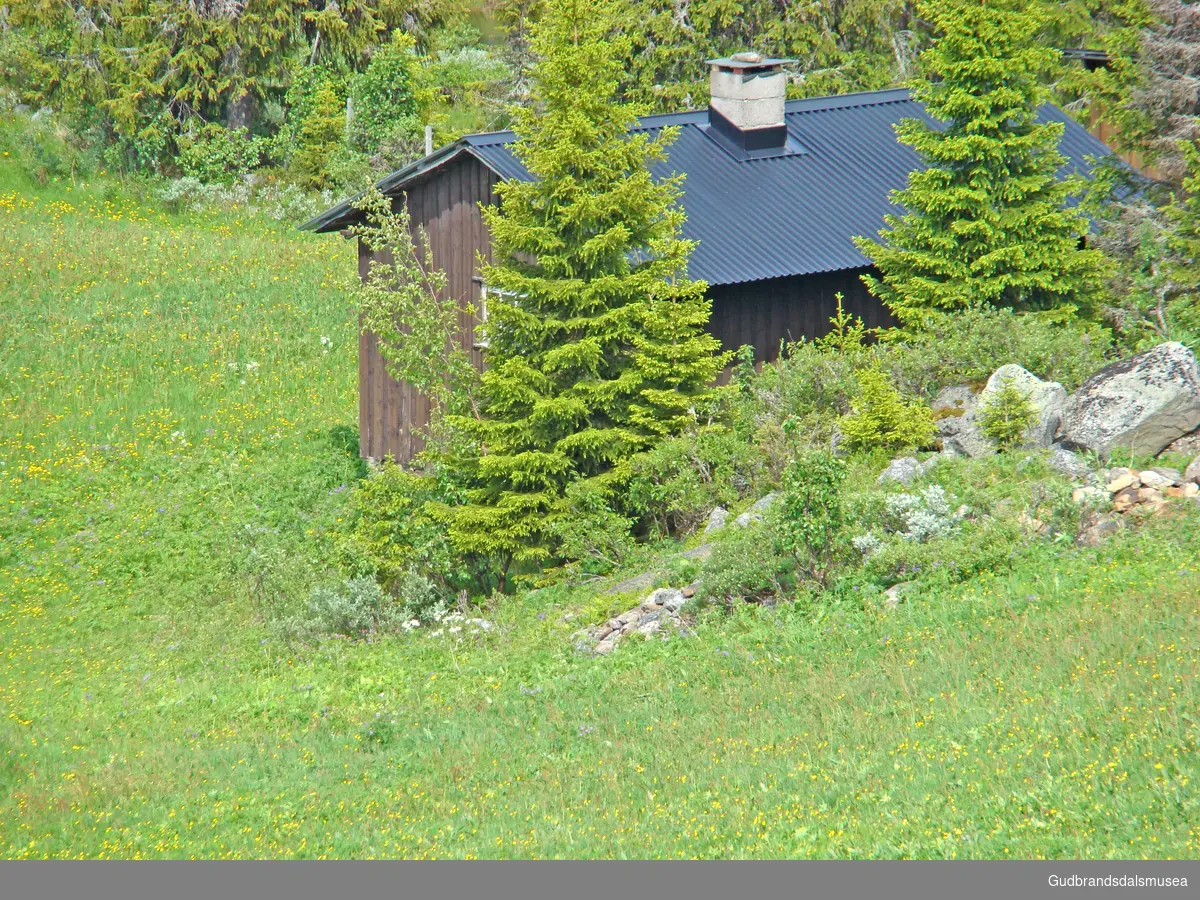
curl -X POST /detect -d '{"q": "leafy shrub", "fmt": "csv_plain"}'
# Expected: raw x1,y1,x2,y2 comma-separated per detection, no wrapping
838,367,936,452
885,307,1113,394
977,378,1038,451
549,481,636,576
0,107,103,183
349,31,428,166
624,425,767,536
335,462,473,610
732,338,859,456
305,576,413,639
177,124,265,184
699,521,790,606
860,518,1024,589
882,485,966,542
774,449,847,587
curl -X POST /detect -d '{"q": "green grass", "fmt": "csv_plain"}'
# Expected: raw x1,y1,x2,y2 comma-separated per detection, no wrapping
2,161,1198,859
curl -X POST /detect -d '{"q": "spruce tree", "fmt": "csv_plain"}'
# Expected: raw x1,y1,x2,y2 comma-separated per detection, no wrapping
437,0,726,581
854,0,1108,327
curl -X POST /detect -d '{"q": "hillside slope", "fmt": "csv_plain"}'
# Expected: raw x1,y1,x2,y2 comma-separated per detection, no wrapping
1,167,1197,859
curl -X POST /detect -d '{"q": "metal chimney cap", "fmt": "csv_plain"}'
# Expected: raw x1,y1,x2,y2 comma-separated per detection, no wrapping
706,54,794,72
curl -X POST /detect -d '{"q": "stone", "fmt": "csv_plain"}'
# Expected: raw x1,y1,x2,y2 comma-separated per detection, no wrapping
1077,517,1120,547
1112,487,1140,512
1183,482,1199,498
645,587,686,613
1137,487,1164,504
1161,426,1200,457
877,456,927,486
1138,470,1176,491
931,384,978,418
1186,454,1200,484
733,493,779,527
620,610,643,629
1057,342,1200,458
703,506,729,534
882,582,914,610
636,620,662,637
679,543,714,563
1049,446,1088,479
933,387,994,458
1017,510,1047,534
981,364,1068,449
1107,472,1138,493
603,570,657,597
593,626,615,641
594,639,616,656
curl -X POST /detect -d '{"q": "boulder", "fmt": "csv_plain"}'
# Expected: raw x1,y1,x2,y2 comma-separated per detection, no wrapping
933,386,992,458
877,455,936,486
1057,342,1200,458
1049,446,1087,479
703,506,729,534
733,492,778,527
980,365,1068,449
1186,454,1200,484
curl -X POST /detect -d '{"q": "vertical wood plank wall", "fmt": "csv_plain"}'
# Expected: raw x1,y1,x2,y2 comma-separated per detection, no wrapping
356,160,892,463
707,269,894,364
357,154,501,463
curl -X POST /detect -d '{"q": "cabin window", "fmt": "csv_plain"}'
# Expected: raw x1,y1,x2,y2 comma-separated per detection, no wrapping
474,280,519,350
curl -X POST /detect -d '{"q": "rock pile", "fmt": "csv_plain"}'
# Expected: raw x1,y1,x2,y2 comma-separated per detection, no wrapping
1081,465,1200,515
573,586,696,656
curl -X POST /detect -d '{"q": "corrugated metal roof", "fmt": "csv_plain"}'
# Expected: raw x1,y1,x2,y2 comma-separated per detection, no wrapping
302,88,1114,286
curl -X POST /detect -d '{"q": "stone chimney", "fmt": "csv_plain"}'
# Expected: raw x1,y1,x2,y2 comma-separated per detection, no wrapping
706,52,791,152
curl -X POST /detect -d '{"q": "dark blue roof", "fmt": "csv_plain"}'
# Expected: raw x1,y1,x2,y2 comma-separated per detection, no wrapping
303,88,1114,287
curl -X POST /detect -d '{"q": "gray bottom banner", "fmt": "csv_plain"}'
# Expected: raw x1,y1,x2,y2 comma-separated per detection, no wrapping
1,860,1198,900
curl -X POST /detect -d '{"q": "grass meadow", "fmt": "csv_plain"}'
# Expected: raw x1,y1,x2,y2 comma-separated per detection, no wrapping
1,159,1198,859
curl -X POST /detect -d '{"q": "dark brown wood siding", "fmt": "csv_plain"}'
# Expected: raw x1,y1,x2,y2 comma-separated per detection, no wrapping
707,267,894,364
357,154,501,463
356,160,893,462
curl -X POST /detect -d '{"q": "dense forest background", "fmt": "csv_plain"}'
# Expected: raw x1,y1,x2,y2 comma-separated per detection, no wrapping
0,0,1168,197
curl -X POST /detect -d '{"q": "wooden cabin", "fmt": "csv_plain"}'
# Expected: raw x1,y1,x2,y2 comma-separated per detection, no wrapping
303,56,1114,464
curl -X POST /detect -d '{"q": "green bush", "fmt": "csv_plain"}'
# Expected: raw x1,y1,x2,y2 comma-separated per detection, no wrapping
732,338,860,454
335,462,475,608
885,307,1113,395
0,108,103,183
177,123,265,184
977,377,1038,451
859,518,1025,590
775,449,848,587
838,367,937,452
349,31,428,165
549,481,636,576
624,425,767,536
698,521,791,606
304,576,415,639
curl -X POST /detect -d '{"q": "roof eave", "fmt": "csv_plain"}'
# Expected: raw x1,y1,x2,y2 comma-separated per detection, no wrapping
298,141,499,233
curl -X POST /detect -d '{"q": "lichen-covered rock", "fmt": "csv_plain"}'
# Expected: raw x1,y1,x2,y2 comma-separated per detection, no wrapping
981,365,1068,449
877,455,936,486
732,493,778,527
703,506,729,534
1049,446,1087,479
1058,342,1200,458
933,386,991,458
